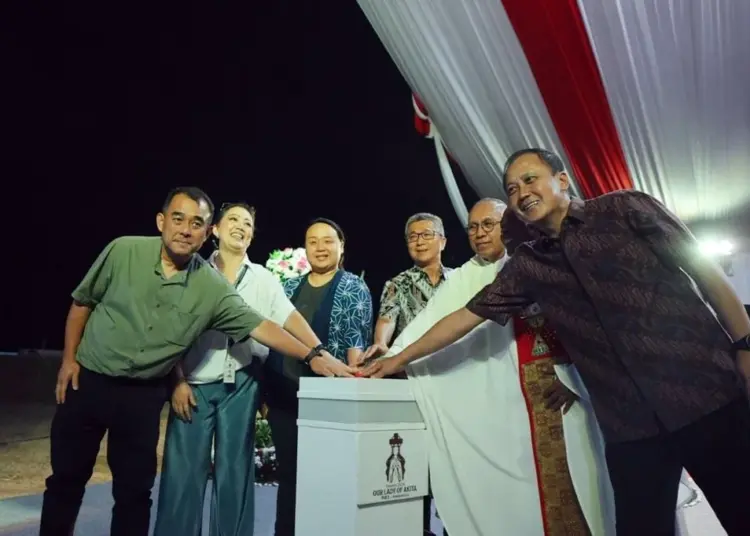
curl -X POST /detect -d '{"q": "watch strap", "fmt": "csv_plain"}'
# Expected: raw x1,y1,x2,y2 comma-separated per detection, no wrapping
303,344,325,366
731,334,750,352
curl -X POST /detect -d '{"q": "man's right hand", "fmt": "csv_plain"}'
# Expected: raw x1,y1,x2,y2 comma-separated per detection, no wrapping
172,381,197,422
359,342,389,365
55,359,81,404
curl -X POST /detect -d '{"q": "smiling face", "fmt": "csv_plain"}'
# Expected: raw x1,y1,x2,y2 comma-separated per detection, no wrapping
213,205,255,254
406,219,445,267
305,222,343,273
156,193,212,261
504,153,570,224
467,199,506,261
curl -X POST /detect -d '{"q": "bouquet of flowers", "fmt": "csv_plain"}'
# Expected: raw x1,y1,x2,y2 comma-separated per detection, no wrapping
255,416,277,484
265,247,311,282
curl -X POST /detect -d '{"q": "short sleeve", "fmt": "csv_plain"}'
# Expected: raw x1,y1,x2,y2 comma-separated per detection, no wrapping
260,269,296,326
466,255,531,325
378,279,400,322
71,238,122,307
210,287,267,344
622,191,698,271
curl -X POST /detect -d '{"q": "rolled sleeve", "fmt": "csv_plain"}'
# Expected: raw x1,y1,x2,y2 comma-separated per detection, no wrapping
466,255,531,325
210,289,267,344
378,279,400,322
622,191,698,271
71,238,121,307
263,271,296,326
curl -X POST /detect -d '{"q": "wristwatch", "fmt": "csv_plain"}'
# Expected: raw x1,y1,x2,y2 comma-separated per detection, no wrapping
731,334,750,352
303,344,326,366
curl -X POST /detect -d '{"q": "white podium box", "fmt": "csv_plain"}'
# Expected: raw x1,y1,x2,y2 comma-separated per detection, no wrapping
295,377,428,536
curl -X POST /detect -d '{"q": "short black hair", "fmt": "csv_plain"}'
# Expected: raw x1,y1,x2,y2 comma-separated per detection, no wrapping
502,148,565,188
307,217,346,244
307,217,346,268
217,202,256,224
162,187,215,223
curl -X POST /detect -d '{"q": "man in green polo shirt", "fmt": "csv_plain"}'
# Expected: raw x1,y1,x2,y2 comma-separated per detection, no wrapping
39,187,354,536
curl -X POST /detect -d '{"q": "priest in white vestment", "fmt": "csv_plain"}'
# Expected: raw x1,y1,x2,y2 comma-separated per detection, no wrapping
362,199,695,536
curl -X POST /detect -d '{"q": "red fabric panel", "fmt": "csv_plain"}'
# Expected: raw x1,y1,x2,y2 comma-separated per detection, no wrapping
412,93,431,137
500,0,633,197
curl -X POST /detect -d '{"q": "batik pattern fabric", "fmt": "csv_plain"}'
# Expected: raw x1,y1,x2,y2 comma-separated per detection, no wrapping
283,271,373,362
514,310,590,536
379,265,452,339
468,191,744,443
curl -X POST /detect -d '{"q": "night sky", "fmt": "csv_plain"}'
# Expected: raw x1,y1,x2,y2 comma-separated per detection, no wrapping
7,2,477,351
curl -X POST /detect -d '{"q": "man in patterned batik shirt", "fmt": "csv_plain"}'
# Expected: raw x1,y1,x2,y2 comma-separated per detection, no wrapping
372,212,452,536
374,213,453,352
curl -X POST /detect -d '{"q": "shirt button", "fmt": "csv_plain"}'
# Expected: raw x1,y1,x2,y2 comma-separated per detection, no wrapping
147,325,153,331
156,303,161,308
139,349,144,353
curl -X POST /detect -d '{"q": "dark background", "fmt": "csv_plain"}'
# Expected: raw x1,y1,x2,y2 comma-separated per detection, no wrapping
4,1,478,351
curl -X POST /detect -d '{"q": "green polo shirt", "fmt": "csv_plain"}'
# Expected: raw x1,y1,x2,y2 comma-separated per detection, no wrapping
72,236,266,379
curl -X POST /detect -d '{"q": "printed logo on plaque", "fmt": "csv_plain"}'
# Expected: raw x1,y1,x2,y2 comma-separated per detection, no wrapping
385,433,406,483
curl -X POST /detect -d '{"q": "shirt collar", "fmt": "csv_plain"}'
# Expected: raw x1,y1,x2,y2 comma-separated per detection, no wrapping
528,197,589,248
208,250,252,270
152,239,198,285
410,264,450,284
473,252,508,272
566,197,588,223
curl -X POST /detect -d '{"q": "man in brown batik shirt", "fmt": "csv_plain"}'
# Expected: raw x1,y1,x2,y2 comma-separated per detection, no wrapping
363,149,750,536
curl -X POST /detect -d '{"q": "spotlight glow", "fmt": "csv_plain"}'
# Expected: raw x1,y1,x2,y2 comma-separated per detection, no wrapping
699,239,734,257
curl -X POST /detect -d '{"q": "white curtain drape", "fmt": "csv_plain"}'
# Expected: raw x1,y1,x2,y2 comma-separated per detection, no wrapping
412,95,470,225
356,0,582,204
576,0,750,222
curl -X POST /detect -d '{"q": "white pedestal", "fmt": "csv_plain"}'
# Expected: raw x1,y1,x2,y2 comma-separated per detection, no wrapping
295,378,428,536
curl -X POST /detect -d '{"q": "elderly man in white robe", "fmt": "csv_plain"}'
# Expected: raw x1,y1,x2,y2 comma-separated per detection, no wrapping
361,199,696,536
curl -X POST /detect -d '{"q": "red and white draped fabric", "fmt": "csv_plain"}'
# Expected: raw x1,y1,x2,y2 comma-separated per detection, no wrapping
357,0,750,224
412,94,470,224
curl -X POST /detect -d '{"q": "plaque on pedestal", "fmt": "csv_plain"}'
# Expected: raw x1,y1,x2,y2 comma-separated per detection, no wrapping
296,378,428,536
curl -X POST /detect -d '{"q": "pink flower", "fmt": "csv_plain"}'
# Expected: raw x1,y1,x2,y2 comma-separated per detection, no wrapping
278,260,289,269
296,259,308,270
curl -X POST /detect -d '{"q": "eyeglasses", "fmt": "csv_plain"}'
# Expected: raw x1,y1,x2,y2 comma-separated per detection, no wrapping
466,219,501,235
407,230,441,243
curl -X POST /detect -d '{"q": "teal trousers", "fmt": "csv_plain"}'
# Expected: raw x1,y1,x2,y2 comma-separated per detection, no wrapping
154,366,259,536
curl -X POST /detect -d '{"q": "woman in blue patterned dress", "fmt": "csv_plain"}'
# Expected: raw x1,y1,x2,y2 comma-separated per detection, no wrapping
263,217,373,536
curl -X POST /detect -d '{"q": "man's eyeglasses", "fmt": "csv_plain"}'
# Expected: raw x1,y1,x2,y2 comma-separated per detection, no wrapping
407,231,441,243
466,220,501,235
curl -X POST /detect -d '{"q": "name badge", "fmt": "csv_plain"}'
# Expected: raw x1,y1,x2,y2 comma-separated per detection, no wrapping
223,358,237,384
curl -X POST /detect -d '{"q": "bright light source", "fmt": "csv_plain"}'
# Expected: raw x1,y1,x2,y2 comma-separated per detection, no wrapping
699,239,734,257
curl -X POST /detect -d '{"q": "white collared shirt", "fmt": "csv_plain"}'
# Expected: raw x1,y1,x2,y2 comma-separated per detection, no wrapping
182,252,296,384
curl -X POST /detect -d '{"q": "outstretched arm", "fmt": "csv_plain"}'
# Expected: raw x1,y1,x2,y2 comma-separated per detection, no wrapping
361,308,483,377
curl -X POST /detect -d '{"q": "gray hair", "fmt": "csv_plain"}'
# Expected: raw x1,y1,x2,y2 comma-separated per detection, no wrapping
404,212,445,238
472,198,507,214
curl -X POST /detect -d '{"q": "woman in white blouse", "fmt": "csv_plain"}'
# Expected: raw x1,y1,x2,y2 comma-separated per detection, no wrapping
154,202,325,536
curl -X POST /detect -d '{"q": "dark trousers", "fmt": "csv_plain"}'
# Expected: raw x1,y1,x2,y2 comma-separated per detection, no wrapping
606,398,750,536
39,367,167,536
263,367,300,536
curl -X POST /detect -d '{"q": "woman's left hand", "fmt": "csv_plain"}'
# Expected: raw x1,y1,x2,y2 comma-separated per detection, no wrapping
310,351,356,377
